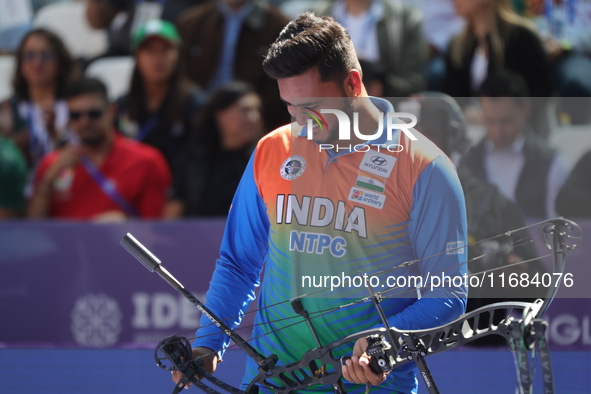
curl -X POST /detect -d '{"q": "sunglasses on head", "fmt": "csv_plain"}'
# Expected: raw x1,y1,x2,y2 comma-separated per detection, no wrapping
69,109,104,121
22,50,55,62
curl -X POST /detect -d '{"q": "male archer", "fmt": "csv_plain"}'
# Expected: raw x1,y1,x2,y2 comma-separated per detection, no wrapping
174,13,467,393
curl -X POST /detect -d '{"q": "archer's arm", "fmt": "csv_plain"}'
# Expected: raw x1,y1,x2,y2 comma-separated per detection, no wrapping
389,155,468,330
192,152,269,357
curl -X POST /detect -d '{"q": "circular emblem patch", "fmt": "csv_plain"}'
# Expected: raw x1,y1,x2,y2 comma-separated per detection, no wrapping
280,155,306,180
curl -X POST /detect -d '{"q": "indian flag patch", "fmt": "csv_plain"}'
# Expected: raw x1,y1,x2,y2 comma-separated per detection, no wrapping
356,170,385,193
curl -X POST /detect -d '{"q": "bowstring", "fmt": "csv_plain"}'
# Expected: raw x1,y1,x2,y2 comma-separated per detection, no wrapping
169,221,546,340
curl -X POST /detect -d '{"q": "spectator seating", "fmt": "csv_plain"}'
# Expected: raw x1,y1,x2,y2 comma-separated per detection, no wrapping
33,1,107,59
0,55,15,102
85,56,134,101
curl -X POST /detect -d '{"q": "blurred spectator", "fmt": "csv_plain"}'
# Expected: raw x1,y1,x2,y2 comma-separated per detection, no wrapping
316,0,427,98
0,28,77,175
30,0,70,13
114,19,206,168
86,0,135,57
556,150,591,217
0,0,34,54
28,77,171,220
442,0,553,98
415,92,545,345
518,0,591,124
176,0,290,132
400,0,465,90
165,82,261,218
0,136,27,218
460,71,569,219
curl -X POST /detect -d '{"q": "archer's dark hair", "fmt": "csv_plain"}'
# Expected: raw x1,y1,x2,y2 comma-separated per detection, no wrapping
12,28,78,100
194,82,259,149
65,77,109,103
479,70,530,105
262,12,360,85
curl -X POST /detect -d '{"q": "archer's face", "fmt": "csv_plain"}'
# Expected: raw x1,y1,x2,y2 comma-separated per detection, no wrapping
277,68,352,145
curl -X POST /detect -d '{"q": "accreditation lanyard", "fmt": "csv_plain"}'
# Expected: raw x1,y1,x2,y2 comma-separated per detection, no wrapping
135,113,161,141
80,155,140,218
25,103,51,167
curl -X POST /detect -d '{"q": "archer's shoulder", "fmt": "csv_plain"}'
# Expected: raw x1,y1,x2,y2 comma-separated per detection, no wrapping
256,123,298,151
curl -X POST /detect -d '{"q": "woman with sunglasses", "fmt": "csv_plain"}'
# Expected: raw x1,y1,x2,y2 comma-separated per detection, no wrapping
0,28,78,190
113,20,205,169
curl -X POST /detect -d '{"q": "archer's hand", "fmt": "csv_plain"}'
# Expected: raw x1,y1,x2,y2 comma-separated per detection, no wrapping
171,347,220,388
342,337,388,386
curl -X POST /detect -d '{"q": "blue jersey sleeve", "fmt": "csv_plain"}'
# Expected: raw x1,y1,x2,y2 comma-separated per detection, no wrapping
388,155,468,330
193,150,270,356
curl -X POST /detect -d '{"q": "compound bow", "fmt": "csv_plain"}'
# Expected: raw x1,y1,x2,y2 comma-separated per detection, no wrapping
120,218,582,394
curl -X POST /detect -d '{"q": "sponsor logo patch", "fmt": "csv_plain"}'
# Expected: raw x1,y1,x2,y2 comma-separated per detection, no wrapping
349,187,386,209
359,151,396,178
446,241,465,255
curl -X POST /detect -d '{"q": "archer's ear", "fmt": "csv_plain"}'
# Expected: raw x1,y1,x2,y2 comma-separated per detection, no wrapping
342,69,363,98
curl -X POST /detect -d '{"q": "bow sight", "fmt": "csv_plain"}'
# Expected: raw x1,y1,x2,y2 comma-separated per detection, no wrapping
120,218,582,394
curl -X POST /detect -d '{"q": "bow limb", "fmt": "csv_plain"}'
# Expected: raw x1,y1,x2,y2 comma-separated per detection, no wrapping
244,301,542,394
536,218,583,318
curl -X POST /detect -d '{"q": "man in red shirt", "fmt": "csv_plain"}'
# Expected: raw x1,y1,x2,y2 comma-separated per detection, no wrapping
28,78,171,220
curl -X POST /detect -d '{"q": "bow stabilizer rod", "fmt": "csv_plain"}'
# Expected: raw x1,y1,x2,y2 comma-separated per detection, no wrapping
120,233,278,392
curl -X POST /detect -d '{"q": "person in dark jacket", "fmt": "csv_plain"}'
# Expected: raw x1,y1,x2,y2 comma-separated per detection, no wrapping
442,0,552,98
175,0,290,132
442,0,554,137
413,91,545,346
556,150,591,218
316,0,427,98
460,71,569,220
165,82,262,218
